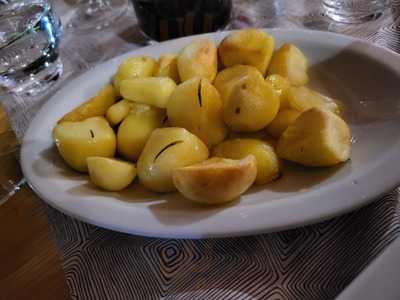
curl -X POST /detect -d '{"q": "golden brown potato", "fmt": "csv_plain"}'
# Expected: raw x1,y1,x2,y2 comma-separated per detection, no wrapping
212,138,280,185
87,157,136,192
153,54,180,83
53,117,116,172
223,74,280,132
214,65,264,104
113,56,156,92
266,109,301,138
58,84,118,123
117,107,165,161
277,108,351,167
106,99,135,126
167,77,228,147
265,74,291,110
218,29,275,76
177,39,218,82
268,43,308,86
172,156,257,205
120,77,177,108
137,127,209,192
287,86,340,114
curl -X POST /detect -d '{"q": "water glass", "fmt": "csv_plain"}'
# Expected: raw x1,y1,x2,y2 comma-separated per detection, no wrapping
131,0,232,41
0,104,22,205
323,0,391,23
0,0,62,95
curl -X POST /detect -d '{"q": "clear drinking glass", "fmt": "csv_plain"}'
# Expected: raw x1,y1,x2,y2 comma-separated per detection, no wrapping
131,0,232,41
0,0,63,96
0,102,23,205
323,0,391,23
66,0,129,31
0,0,62,204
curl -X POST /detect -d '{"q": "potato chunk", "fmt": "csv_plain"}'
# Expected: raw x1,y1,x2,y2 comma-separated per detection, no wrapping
53,117,116,172
153,54,180,83
167,77,228,147
213,138,281,185
87,157,136,191
113,56,156,92
58,84,118,123
177,39,218,82
287,86,340,114
218,29,275,76
265,74,291,110
266,109,301,138
268,43,308,86
214,65,264,104
173,156,257,205
117,107,165,161
223,74,279,132
106,100,134,126
277,108,351,167
120,77,177,108
137,127,209,192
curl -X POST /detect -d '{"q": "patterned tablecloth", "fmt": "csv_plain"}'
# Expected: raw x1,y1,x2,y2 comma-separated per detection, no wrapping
15,0,400,299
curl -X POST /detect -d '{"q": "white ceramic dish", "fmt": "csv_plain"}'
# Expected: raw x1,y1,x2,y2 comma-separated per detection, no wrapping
21,29,400,238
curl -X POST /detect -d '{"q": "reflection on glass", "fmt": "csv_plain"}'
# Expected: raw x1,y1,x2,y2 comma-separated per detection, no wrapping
0,0,62,95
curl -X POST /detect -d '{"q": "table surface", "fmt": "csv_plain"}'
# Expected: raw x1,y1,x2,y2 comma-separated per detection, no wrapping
1,103,69,299
0,185,69,300
1,0,400,299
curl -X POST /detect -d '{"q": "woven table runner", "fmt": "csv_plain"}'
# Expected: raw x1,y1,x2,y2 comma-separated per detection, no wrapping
10,0,400,299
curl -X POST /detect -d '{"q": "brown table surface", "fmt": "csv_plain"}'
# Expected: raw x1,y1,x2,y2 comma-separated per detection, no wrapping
0,185,70,300
0,104,69,299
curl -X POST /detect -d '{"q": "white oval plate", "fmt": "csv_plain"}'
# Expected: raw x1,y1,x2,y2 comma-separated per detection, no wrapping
21,29,400,239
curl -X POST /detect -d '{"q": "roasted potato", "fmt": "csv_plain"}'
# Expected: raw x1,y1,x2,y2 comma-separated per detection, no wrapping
87,157,136,191
287,86,340,114
268,43,308,86
53,117,116,172
106,100,133,126
113,56,156,92
223,74,280,132
266,109,301,139
137,127,209,192
167,77,228,147
214,65,264,104
177,39,218,82
265,74,291,110
172,156,257,205
153,54,180,83
218,29,275,76
213,138,281,185
53,31,353,202
120,77,177,108
117,107,165,161
277,108,351,167
58,84,118,123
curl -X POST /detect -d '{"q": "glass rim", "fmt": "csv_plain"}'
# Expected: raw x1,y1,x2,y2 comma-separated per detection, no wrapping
0,0,51,49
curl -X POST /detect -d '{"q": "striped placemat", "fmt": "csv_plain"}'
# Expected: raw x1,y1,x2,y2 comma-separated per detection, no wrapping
46,191,400,299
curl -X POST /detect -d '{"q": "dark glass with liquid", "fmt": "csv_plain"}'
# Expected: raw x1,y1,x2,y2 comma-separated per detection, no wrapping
131,0,232,41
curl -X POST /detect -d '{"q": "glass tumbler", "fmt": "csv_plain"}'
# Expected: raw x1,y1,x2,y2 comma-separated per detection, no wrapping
323,0,391,23
0,102,22,205
131,0,232,41
0,0,62,95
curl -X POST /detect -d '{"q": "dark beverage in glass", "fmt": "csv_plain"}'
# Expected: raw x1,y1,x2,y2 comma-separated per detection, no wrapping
131,0,232,41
